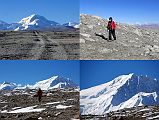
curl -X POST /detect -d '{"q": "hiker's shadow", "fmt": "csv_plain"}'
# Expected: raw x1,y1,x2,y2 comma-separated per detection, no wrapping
95,33,111,41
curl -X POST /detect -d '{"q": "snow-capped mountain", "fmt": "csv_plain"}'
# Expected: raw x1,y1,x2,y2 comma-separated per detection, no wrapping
63,22,79,28
16,14,60,31
31,76,78,90
0,14,78,31
0,76,78,91
0,81,17,90
0,20,10,30
80,73,159,115
136,24,159,29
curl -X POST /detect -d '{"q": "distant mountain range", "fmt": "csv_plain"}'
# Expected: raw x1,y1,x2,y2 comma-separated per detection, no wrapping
0,76,78,91
80,73,159,115
0,14,79,31
135,24,159,29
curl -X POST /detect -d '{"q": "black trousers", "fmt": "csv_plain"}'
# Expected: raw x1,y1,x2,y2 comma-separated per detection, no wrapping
38,96,42,102
109,29,116,40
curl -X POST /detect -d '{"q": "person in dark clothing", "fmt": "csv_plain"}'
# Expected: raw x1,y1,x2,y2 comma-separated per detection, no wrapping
107,17,116,40
37,88,43,102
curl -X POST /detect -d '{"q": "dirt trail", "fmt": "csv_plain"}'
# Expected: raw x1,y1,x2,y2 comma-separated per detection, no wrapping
0,30,79,60
38,32,68,60
27,31,46,60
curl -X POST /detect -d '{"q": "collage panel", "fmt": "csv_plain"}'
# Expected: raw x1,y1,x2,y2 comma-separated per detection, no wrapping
0,0,159,120
0,60,80,120
80,60,159,120
0,0,79,60
80,0,159,60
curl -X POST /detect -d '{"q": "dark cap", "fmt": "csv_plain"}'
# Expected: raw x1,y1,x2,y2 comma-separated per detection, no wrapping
109,17,113,20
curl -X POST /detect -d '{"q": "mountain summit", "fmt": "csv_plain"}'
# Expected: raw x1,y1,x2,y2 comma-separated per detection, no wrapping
16,14,60,30
0,14,79,31
80,73,159,115
0,76,78,91
32,76,78,90
0,81,17,90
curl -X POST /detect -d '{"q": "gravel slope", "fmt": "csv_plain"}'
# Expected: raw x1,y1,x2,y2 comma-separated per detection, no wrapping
80,14,159,60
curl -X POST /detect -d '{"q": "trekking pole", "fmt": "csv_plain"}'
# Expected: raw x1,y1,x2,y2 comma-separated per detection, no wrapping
107,28,109,39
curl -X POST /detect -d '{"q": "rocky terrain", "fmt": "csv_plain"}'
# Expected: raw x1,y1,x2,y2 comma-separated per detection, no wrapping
0,89,79,120
80,14,159,60
0,30,79,60
81,105,159,120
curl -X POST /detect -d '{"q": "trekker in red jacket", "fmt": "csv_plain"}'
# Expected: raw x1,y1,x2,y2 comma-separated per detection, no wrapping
107,17,116,40
37,88,43,102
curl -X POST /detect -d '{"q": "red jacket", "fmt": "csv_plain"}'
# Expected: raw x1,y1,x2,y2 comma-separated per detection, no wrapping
107,21,116,30
37,89,43,96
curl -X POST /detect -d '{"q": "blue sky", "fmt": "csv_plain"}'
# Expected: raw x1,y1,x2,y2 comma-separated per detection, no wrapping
0,60,80,85
80,0,159,24
0,0,79,24
80,60,159,90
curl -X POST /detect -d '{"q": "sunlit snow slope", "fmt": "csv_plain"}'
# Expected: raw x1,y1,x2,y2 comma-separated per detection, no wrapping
80,73,159,115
